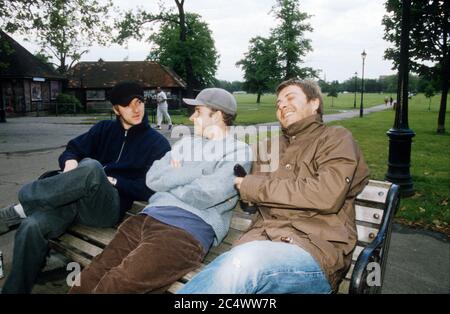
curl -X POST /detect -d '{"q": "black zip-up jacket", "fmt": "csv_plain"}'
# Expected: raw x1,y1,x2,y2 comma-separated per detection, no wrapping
58,114,171,216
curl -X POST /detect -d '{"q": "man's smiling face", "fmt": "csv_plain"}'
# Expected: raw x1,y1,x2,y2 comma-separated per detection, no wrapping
276,84,320,128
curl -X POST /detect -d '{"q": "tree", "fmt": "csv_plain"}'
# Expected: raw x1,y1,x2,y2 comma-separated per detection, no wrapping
327,81,339,107
34,52,55,70
0,39,13,72
271,0,317,79
147,13,218,90
318,79,330,93
0,0,113,74
383,0,449,133
115,0,218,96
424,83,436,111
236,36,281,103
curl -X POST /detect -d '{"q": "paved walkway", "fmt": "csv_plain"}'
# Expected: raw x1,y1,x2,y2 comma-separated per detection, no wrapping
0,105,448,294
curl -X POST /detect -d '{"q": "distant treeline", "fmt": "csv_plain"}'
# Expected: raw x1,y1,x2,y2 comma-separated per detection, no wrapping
319,74,439,94
216,74,439,95
214,80,244,93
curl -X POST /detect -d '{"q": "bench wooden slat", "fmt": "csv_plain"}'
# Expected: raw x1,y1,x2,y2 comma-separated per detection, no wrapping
68,225,116,247
356,180,391,204
209,242,232,257
230,216,253,232
57,234,103,258
167,281,185,294
50,240,92,268
356,224,379,244
352,245,364,262
222,228,243,245
355,205,384,225
345,263,354,280
337,279,350,294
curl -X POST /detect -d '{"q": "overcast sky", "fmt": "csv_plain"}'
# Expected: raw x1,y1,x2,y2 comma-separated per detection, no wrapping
14,0,397,83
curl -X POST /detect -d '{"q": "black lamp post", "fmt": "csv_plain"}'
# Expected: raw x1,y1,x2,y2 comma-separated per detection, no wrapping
360,50,366,117
353,71,357,109
385,0,415,197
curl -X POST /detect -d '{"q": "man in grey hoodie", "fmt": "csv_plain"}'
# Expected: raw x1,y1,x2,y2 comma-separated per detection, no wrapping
69,88,252,293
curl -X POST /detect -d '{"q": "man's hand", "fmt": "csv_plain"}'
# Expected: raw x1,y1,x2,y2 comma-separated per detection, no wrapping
107,177,117,186
63,159,78,173
170,159,182,168
234,177,244,191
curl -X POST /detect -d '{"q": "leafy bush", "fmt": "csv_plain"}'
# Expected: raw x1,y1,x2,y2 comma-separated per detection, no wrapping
54,93,83,114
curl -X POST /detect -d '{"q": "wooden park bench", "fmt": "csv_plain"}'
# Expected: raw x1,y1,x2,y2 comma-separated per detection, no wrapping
47,180,400,294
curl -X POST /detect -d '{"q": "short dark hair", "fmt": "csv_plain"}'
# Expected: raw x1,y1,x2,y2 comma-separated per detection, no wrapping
208,108,236,126
276,78,324,119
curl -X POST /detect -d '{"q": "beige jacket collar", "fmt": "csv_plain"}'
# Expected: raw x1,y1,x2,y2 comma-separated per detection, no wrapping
282,114,323,139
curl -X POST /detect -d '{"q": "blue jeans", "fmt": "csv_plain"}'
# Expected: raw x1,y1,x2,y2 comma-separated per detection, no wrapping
2,158,120,294
178,240,332,294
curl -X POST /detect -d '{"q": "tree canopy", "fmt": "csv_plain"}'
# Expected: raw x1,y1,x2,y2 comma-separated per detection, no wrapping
0,0,113,73
147,13,218,90
327,81,339,107
271,0,316,79
236,36,281,103
383,0,449,133
115,0,218,96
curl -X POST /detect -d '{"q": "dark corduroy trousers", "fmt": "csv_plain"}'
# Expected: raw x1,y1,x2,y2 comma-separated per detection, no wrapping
68,215,205,294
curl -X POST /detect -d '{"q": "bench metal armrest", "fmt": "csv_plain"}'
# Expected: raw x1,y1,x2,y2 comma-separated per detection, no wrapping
349,184,400,294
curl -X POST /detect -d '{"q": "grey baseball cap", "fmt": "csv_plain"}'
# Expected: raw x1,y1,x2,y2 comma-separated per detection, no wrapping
183,88,237,115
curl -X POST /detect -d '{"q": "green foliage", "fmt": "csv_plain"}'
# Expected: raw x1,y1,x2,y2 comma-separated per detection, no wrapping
321,73,438,94
327,81,339,107
34,52,55,70
236,36,281,102
0,37,13,71
271,0,316,79
215,80,244,93
237,0,317,95
148,13,219,89
115,1,218,94
329,94,449,234
424,83,436,110
424,84,436,99
382,0,449,132
0,0,113,73
383,0,448,73
54,93,82,113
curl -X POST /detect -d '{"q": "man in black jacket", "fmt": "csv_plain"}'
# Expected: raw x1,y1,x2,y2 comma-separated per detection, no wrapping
0,81,171,293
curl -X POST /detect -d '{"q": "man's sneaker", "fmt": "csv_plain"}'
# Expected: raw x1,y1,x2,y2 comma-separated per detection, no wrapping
0,205,22,235
168,124,173,130
155,125,161,130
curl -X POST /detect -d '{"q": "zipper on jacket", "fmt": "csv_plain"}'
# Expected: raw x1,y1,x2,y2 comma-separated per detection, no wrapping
115,130,128,163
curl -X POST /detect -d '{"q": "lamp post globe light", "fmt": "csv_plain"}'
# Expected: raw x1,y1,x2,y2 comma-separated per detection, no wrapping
360,50,367,118
353,71,357,109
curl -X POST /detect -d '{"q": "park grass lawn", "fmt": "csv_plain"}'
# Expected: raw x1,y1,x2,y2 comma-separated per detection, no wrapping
169,92,389,125
328,93,449,235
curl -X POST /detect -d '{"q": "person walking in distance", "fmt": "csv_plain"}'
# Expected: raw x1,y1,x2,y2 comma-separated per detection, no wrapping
155,87,172,130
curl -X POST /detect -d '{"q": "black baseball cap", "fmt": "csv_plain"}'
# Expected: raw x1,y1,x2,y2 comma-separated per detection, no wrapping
109,81,144,106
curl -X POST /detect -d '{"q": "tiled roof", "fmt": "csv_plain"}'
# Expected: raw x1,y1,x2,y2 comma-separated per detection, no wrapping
0,30,65,80
67,60,186,89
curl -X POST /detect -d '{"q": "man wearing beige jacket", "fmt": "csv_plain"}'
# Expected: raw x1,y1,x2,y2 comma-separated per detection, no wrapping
178,78,370,294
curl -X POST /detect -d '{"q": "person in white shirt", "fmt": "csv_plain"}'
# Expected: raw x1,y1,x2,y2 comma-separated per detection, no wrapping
155,87,172,130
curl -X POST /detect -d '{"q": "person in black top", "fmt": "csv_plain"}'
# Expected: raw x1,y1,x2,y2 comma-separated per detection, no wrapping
0,81,170,293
